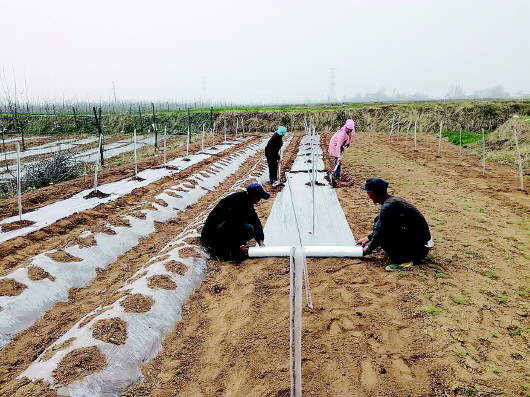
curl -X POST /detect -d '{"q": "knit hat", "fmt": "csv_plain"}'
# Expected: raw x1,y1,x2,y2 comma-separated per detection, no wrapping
276,126,287,136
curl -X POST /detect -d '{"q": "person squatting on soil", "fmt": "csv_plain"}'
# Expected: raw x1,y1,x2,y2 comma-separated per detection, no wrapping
265,126,287,187
200,183,269,262
328,119,355,181
357,178,434,271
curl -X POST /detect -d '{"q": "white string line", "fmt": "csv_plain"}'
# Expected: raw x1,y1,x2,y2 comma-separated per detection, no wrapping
285,174,304,248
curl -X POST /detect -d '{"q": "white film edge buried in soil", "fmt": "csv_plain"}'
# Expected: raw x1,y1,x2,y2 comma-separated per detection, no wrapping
17,139,278,396
0,138,267,349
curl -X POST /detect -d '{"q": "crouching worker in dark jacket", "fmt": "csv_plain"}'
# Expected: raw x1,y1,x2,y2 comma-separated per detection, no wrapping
357,178,433,271
200,183,269,262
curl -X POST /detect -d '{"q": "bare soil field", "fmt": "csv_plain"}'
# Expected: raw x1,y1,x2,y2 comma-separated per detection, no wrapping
0,131,528,396
122,132,529,397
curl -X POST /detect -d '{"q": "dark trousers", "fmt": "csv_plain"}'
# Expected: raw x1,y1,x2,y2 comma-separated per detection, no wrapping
332,157,341,179
210,222,254,260
266,156,278,183
382,242,430,265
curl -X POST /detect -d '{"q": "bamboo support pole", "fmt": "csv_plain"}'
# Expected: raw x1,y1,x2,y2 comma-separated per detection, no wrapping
512,125,525,190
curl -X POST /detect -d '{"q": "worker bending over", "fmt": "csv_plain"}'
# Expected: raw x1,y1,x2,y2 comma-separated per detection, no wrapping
328,119,355,183
201,183,269,262
265,126,287,187
357,178,433,271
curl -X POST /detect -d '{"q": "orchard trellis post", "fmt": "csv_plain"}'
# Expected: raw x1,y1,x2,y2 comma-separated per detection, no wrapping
201,123,205,151
133,129,138,177
437,121,443,157
186,125,190,157
92,106,104,166
163,126,167,165
289,247,303,397
72,106,79,131
512,124,524,190
16,142,22,221
151,102,158,152
459,127,463,156
138,105,144,132
482,128,486,175
413,120,417,150
1,126,9,172
93,134,103,192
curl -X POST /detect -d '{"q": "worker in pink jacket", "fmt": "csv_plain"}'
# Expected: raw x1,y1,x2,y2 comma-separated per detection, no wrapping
328,119,355,180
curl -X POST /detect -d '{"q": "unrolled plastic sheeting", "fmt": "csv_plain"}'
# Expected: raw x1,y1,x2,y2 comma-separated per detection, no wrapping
0,138,266,349
0,138,250,244
263,134,356,247
19,148,272,396
249,245,363,258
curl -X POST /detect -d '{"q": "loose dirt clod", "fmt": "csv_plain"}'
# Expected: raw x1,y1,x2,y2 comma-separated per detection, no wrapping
153,199,169,207
165,191,183,199
0,219,36,232
0,278,28,296
92,318,128,345
53,347,107,386
0,377,56,397
165,260,187,276
76,233,97,248
83,190,111,199
107,217,131,228
120,293,155,313
147,275,177,290
129,211,147,220
178,246,202,258
27,266,55,281
40,338,76,362
183,236,201,246
45,250,83,263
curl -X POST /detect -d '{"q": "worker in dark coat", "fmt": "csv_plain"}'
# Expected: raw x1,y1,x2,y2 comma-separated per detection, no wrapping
200,183,269,261
265,126,287,187
357,178,433,271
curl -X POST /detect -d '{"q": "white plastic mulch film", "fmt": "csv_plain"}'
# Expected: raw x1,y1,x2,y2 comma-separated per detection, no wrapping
16,139,273,396
262,134,356,247
0,138,265,349
0,138,249,244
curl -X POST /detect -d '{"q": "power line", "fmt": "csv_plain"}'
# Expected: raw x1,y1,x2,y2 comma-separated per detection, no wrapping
328,68,336,102
112,82,117,102
201,76,207,103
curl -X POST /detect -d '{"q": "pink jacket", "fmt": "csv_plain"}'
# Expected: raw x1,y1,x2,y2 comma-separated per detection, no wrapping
328,119,355,157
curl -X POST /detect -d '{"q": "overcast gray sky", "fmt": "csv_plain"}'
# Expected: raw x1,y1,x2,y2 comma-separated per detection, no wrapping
1,0,529,104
